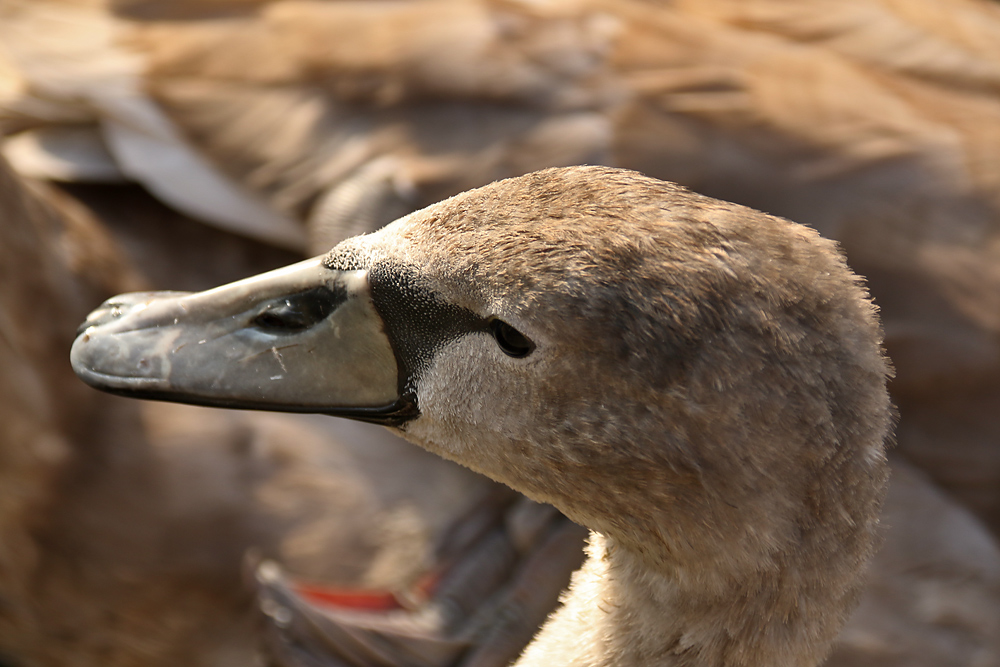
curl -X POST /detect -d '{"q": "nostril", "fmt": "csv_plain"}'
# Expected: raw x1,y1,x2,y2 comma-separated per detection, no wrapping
251,286,347,334
252,310,311,332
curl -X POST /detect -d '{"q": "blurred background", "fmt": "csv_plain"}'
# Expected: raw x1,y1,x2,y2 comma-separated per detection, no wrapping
1,0,1000,665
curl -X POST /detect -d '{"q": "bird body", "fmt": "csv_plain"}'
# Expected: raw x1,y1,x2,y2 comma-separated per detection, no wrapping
72,166,893,666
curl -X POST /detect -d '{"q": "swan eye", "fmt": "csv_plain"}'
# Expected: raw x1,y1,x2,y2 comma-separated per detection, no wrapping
489,319,534,357
252,287,345,333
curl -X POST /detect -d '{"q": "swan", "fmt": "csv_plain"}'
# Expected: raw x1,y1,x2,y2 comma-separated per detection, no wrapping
7,1,998,531
71,166,893,666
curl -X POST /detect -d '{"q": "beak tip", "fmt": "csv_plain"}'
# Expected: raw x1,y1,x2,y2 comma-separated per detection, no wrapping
70,329,170,393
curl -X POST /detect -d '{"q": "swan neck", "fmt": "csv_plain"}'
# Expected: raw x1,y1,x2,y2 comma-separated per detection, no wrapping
516,532,837,667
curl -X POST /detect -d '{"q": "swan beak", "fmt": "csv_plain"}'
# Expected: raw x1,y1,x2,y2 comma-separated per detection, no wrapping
70,258,410,424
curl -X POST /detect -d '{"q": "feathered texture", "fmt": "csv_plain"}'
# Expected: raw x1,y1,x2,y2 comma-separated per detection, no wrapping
2,2,1000,662
2,158,996,665
3,0,1000,535
0,1,306,248
318,166,894,665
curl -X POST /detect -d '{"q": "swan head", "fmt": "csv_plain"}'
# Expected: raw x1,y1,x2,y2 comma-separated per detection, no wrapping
71,166,892,658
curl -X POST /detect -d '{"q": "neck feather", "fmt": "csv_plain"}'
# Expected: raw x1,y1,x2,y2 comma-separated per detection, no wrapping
515,531,850,667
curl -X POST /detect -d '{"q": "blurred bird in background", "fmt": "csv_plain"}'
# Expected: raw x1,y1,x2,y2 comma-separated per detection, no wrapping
1,1,999,666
